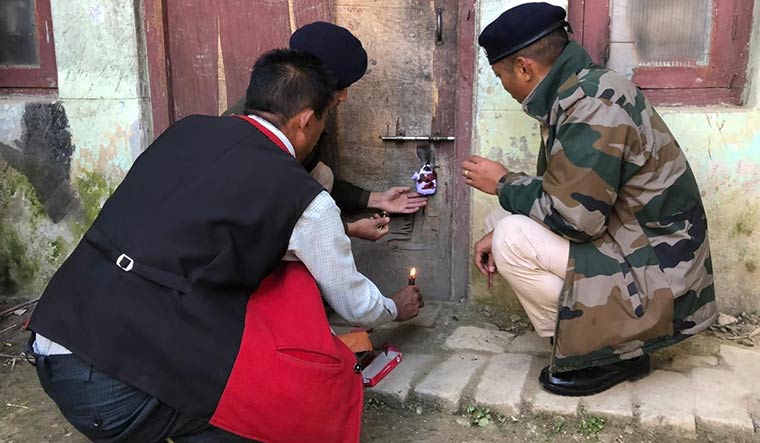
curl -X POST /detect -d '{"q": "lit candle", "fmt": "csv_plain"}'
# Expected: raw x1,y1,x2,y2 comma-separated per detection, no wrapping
408,267,417,286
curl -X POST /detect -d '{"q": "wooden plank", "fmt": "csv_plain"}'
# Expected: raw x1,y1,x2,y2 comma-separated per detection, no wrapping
143,0,171,137
432,0,459,301
634,66,731,89
292,0,336,28
217,1,291,111
164,1,219,119
452,0,477,301
642,87,743,107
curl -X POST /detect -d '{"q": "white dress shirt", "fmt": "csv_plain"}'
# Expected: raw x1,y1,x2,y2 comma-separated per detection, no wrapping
34,115,396,356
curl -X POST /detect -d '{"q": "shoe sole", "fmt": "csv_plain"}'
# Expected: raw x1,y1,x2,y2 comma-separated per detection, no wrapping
539,365,652,397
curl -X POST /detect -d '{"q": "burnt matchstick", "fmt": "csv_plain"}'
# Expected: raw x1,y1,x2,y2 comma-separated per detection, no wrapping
408,267,416,286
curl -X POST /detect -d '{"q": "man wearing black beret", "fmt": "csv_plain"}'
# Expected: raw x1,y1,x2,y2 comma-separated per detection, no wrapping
226,22,428,241
464,2,715,396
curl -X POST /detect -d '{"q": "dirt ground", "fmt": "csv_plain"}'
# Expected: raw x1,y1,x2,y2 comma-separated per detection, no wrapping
0,298,753,443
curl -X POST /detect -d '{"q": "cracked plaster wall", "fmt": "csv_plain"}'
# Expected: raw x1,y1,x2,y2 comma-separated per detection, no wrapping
0,0,149,301
470,0,760,314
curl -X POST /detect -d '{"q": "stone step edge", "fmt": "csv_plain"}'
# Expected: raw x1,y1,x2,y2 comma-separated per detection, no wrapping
364,351,758,439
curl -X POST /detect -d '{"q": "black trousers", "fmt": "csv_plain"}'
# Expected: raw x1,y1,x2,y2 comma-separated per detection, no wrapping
30,350,259,443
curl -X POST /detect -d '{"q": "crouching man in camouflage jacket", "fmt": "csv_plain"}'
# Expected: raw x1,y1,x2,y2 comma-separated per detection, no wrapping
464,2,716,396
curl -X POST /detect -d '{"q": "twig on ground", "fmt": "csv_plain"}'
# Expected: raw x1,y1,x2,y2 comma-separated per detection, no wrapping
725,328,760,341
0,323,19,335
0,298,40,319
6,403,29,410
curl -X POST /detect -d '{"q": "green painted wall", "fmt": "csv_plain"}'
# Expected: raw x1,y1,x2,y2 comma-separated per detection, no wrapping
470,0,760,314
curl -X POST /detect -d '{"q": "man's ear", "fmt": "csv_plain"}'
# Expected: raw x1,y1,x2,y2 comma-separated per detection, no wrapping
295,108,316,132
513,57,532,82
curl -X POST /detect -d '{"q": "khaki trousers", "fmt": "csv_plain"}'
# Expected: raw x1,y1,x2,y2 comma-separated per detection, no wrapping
485,209,570,337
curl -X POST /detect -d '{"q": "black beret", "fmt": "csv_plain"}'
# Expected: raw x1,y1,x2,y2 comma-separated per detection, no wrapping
289,21,368,89
479,2,568,65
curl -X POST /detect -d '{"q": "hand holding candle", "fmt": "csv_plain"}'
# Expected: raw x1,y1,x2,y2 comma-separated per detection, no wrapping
393,269,424,322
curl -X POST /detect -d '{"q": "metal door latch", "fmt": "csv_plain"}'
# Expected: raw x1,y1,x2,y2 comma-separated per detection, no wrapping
380,135,455,142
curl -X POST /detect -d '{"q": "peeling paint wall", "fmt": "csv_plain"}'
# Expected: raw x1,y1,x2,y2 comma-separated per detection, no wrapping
0,0,148,301
471,0,760,314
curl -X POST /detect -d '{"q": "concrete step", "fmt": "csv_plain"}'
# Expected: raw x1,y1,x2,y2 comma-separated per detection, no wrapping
367,353,438,406
692,367,755,437
473,353,533,416
522,357,581,416
413,353,487,412
632,370,697,439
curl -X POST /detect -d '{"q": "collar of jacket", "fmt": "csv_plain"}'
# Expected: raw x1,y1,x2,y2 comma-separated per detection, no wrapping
521,41,594,125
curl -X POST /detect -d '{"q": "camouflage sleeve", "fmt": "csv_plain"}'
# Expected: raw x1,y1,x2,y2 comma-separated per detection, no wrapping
498,97,634,242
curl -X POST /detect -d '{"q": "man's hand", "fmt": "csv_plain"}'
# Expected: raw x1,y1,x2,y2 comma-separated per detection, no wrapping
346,213,391,241
391,285,423,322
462,155,509,195
474,231,496,286
368,187,427,214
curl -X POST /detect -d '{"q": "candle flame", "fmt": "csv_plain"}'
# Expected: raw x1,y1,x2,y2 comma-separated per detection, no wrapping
410,267,417,278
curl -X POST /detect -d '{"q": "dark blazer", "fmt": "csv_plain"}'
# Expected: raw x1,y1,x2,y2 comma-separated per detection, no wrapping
29,115,323,418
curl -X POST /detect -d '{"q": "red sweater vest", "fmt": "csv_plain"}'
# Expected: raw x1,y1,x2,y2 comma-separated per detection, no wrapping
211,261,363,442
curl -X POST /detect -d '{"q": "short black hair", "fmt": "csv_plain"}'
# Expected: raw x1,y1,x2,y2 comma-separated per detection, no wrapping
244,49,336,125
503,28,569,68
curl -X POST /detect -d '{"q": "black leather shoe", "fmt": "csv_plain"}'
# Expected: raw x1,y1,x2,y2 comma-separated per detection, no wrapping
539,355,651,396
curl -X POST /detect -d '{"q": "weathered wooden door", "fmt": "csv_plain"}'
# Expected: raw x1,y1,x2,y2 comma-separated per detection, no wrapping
335,1,473,300
145,0,474,301
145,0,336,133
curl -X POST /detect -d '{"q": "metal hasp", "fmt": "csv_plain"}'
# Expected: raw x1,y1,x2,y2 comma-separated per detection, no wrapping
380,135,455,142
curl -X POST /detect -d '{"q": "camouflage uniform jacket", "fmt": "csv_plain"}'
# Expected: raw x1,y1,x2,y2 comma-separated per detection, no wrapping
498,41,717,372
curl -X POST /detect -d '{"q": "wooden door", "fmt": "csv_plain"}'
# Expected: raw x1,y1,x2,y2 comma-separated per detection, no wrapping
145,0,474,301
335,0,473,300
145,0,336,134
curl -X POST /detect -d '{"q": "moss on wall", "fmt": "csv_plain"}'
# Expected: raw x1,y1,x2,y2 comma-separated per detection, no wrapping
0,224,39,294
49,236,66,262
72,171,115,239
0,163,48,296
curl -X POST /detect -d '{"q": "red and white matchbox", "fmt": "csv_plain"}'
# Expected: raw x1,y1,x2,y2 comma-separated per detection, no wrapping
358,344,402,387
